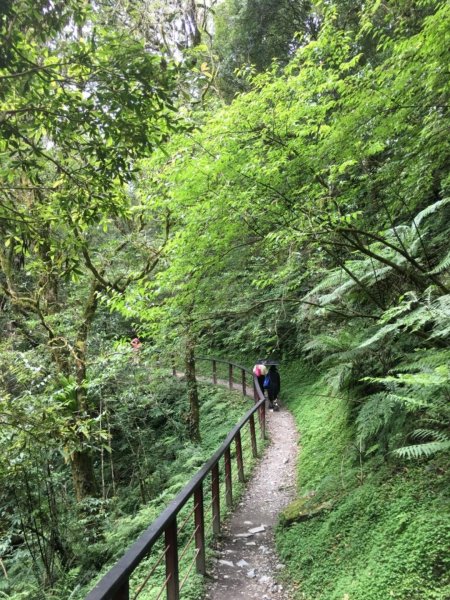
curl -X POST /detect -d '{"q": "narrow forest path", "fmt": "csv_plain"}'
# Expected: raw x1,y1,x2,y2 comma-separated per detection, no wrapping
202,378,299,600
174,371,299,598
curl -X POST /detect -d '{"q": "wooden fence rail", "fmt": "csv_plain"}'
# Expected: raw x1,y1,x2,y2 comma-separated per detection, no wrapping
85,357,266,600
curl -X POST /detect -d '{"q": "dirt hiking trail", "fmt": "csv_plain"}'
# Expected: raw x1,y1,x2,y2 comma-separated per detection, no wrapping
204,395,298,600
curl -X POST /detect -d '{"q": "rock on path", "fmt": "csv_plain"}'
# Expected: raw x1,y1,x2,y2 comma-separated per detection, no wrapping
204,403,298,600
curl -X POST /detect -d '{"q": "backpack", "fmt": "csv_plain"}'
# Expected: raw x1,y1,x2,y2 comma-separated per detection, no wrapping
263,374,271,389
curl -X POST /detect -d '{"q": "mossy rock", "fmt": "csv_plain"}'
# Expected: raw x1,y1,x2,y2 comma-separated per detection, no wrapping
280,497,333,527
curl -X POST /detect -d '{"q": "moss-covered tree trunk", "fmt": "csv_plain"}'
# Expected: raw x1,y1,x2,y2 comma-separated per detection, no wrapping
71,449,98,501
70,280,99,501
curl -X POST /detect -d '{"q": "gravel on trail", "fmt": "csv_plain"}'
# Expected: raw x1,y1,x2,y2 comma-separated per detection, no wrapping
204,400,299,600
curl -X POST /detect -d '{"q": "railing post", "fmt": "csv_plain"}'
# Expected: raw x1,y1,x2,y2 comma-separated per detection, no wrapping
211,463,220,535
165,519,179,600
259,402,266,440
253,379,258,403
249,414,257,458
228,363,233,389
235,431,245,483
212,360,217,385
224,446,233,508
194,485,206,575
241,369,246,397
113,580,129,600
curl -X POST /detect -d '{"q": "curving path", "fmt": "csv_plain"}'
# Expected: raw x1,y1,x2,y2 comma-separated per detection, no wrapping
203,379,298,600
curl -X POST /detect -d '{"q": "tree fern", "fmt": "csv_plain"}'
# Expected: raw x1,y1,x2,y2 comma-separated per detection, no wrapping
296,188,450,464
360,356,450,459
305,268,350,298
301,199,448,326
319,278,360,305
323,362,355,394
378,292,418,323
303,331,359,356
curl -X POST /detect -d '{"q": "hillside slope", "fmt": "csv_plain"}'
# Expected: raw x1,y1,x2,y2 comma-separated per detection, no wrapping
276,364,450,600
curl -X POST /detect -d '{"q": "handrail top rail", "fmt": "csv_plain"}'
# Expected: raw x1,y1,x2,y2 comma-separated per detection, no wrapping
195,355,250,374
189,356,265,401
196,356,280,370
85,361,265,600
194,356,265,401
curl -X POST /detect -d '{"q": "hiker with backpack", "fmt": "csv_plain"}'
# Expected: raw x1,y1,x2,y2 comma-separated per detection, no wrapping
263,364,281,411
253,360,268,394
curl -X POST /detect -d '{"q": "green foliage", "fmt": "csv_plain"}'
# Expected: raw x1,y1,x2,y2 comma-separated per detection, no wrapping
278,469,450,600
278,363,450,600
359,356,450,459
135,0,450,469
213,0,313,98
2,0,450,597
0,378,251,598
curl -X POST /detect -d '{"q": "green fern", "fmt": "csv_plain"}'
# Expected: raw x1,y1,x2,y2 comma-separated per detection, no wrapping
428,248,450,274
304,331,359,356
357,323,398,348
394,440,450,459
412,196,450,228
395,349,450,372
305,268,350,298
323,362,354,394
410,428,449,442
357,393,399,441
301,200,449,324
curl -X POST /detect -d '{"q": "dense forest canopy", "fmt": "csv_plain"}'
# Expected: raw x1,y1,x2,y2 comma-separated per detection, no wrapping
0,0,449,598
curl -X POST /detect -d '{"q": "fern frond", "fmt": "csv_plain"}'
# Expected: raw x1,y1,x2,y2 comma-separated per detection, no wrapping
367,371,447,387
357,323,397,348
357,393,398,440
394,440,450,459
431,325,450,339
378,292,418,324
359,265,392,283
413,197,450,228
384,225,412,239
385,393,432,410
428,294,450,338
303,335,346,353
408,234,424,258
410,428,449,443
428,248,450,274
319,279,358,305
323,362,353,393
305,268,346,297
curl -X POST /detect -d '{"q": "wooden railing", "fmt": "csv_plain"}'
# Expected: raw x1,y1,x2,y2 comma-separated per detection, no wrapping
85,357,266,600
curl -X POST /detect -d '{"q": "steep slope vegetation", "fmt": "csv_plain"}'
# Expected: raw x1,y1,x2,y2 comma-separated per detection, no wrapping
277,365,449,600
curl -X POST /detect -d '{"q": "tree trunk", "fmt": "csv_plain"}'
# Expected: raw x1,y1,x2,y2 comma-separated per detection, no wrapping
70,279,100,500
71,449,98,501
185,335,200,443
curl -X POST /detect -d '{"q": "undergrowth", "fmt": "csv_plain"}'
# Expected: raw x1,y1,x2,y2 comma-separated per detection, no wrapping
1,382,256,600
277,363,450,600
